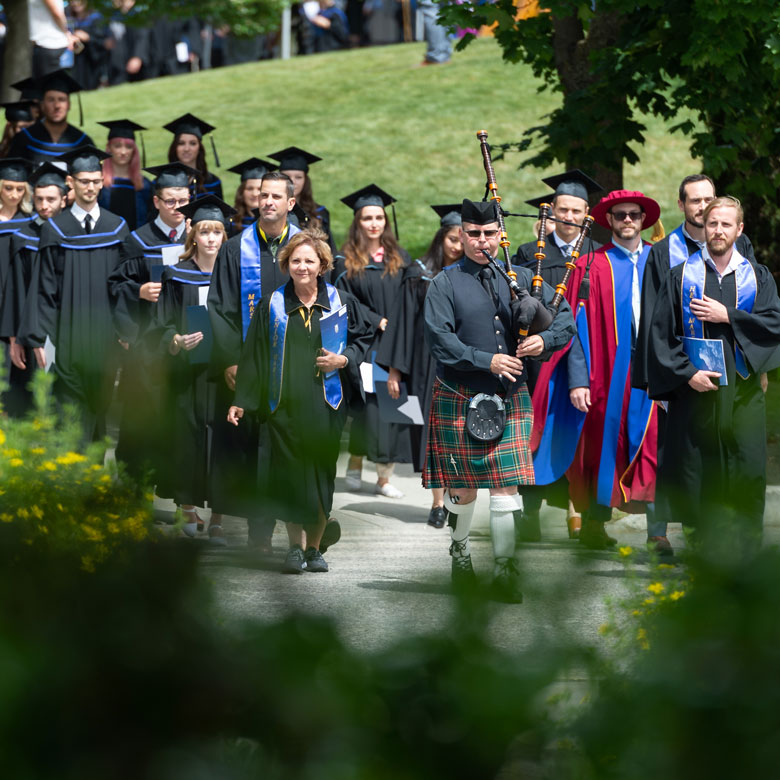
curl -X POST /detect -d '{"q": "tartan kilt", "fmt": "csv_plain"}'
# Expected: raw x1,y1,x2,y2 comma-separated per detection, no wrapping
423,378,535,489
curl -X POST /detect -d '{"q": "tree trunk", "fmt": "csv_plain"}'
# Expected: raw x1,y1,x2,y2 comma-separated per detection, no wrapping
2,0,32,101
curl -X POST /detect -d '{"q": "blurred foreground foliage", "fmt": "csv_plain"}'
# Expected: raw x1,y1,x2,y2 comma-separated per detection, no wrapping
3,374,780,777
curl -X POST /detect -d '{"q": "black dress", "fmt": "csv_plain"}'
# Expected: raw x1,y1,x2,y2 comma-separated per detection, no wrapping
233,278,372,525
375,259,439,472
333,251,413,465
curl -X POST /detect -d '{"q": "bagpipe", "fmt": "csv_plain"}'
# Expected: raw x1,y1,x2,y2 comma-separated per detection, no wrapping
475,130,594,338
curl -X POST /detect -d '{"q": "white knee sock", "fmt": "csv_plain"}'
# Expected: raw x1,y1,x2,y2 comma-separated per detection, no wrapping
445,492,475,558
490,494,522,563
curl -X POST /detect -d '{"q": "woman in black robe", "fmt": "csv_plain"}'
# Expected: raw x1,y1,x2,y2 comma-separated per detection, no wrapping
229,228,372,573
149,196,236,545
165,113,223,200
376,204,463,526
97,120,152,231
332,184,412,498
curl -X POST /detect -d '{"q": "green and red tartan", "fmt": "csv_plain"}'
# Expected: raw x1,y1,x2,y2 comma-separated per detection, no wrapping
423,378,535,489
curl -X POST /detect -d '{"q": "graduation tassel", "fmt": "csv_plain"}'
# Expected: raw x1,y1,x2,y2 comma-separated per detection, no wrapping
391,203,399,240
140,132,146,168
210,135,220,168
78,93,84,127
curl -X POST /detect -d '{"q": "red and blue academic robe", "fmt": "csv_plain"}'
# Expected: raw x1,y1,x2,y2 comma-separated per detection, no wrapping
531,241,657,512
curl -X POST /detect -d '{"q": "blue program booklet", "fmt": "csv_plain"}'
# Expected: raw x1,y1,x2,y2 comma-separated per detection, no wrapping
185,304,213,365
320,304,347,378
682,336,727,386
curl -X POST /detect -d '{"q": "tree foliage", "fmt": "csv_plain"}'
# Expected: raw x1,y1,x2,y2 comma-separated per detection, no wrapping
440,0,780,267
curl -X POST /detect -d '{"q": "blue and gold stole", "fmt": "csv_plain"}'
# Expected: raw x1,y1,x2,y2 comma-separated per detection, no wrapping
239,221,300,341
268,283,343,413
681,249,757,378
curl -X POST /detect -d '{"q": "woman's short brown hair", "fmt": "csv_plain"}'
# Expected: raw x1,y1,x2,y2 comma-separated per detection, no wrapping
278,228,334,275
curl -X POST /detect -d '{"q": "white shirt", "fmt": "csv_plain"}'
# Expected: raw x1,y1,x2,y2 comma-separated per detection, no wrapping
682,223,705,250
71,202,100,230
154,215,186,241
28,0,69,49
552,231,575,257
702,245,745,283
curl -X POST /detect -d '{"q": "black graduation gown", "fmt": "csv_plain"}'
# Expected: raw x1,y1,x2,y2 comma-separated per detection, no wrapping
233,279,372,525
0,218,40,417
207,222,299,521
18,208,129,442
0,211,32,325
148,258,227,508
647,260,780,537
200,173,223,200
98,177,153,232
375,260,438,472
8,121,94,163
333,251,413,464
634,229,756,391
106,221,185,491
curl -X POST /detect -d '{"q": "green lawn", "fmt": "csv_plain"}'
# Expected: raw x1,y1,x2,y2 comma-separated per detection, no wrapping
81,38,699,258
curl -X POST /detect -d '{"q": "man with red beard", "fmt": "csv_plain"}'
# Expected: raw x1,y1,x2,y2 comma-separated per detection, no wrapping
531,190,661,549
646,197,780,556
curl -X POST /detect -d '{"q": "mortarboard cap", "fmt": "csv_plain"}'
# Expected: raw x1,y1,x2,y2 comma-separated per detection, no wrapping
341,183,396,212
58,145,110,174
0,157,34,182
98,119,147,140
228,157,278,182
10,77,41,101
2,100,36,123
525,194,554,210
30,161,68,192
177,194,236,227
541,169,602,202
431,203,462,228
268,146,322,173
163,113,215,140
31,69,83,96
144,162,198,190
461,199,500,226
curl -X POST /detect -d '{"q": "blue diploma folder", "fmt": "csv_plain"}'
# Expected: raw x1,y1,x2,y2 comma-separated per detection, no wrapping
319,304,347,378
682,336,727,386
185,305,213,365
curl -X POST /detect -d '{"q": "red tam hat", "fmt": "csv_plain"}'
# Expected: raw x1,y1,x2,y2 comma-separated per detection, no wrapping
590,189,660,231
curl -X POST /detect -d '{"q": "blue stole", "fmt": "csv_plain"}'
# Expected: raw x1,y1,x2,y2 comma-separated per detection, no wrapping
238,221,300,341
0,213,33,237
49,216,127,250
268,282,343,413
596,244,655,506
667,224,692,269
681,249,757,378
168,267,212,285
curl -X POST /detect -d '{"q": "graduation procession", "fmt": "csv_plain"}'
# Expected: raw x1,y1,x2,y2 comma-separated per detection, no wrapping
2,66,780,607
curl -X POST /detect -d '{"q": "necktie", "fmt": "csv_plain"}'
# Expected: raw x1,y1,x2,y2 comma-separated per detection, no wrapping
169,228,177,242
629,251,641,330
562,244,573,258
83,214,92,234
479,266,497,306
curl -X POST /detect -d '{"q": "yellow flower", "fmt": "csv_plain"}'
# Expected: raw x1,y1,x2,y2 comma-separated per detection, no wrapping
40,461,57,471
643,597,656,606
56,451,87,465
598,623,610,635
16,507,29,519
37,525,49,535
631,609,642,617
9,458,23,467
657,563,675,570
0,513,13,523
670,590,685,601
80,555,95,573
31,505,44,519
618,545,633,557
637,628,650,650
30,447,45,455
0,429,5,445
99,474,111,483
647,582,665,595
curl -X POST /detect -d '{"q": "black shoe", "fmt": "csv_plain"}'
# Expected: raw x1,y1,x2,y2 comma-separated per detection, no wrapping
304,547,329,572
515,511,542,543
320,519,341,553
579,520,618,550
282,544,307,574
427,506,446,529
449,539,476,589
491,558,523,603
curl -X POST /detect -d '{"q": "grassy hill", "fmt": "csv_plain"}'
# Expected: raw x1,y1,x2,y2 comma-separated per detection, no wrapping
81,38,699,258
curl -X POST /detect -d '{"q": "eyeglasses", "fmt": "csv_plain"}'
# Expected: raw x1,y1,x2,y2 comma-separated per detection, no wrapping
161,198,191,209
610,210,643,222
74,178,102,187
464,229,499,239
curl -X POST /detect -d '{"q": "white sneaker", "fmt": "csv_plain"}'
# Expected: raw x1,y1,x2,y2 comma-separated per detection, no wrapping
345,469,362,491
375,482,404,499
